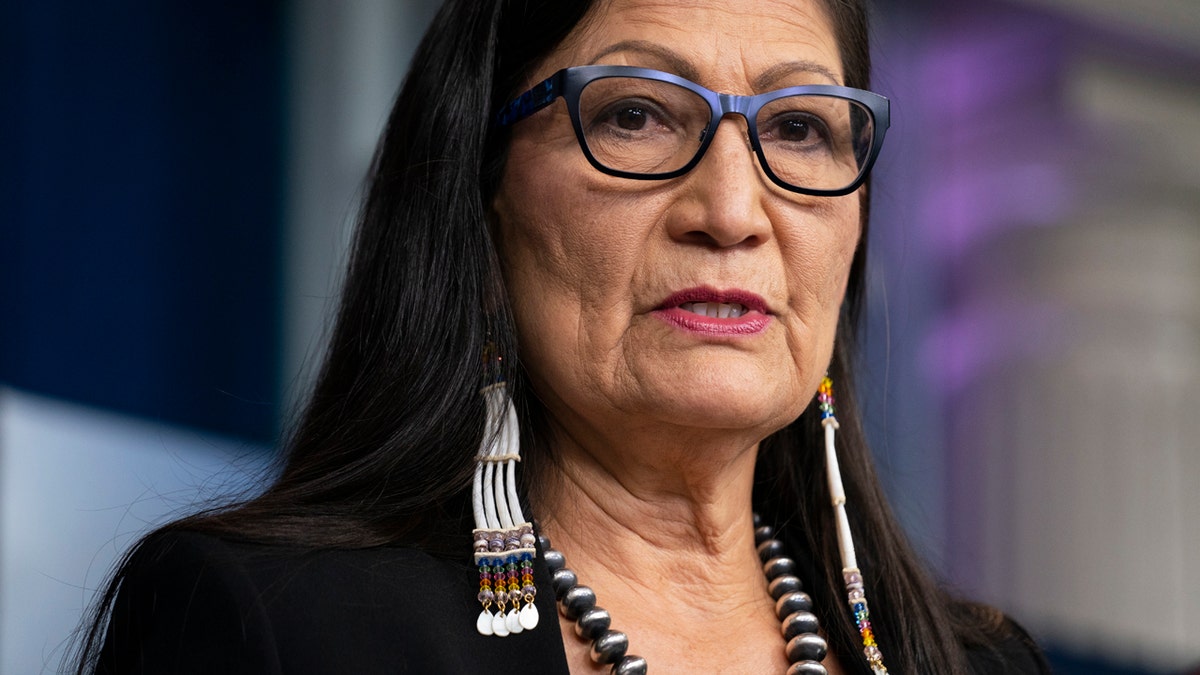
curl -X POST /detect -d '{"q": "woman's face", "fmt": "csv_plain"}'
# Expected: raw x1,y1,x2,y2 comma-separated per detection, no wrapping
492,0,859,443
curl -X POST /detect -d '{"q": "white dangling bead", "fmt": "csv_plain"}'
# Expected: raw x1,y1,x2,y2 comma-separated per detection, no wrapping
506,608,524,634
471,375,540,638
519,602,540,630
492,610,510,637
476,609,495,636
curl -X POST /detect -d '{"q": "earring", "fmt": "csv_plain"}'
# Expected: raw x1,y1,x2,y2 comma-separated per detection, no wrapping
819,376,888,674
471,346,539,637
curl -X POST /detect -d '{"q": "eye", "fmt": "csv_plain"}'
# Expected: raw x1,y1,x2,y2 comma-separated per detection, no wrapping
589,97,673,137
779,118,815,142
763,113,831,148
612,106,649,131
578,78,712,174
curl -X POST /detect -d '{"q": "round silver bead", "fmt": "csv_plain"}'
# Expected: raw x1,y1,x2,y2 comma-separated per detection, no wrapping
561,585,597,620
786,661,828,675
575,607,612,640
775,591,814,620
533,515,832,675
543,548,567,573
612,655,648,675
768,575,803,600
756,538,787,562
589,630,629,664
763,557,797,580
786,633,829,663
781,610,821,640
551,568,577,598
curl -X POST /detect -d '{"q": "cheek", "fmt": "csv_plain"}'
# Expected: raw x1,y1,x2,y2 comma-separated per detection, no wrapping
493,136,589,312
781,196,860,312
491,140,653,391
492,184,577,364
778,195,860,381
494,181,638,322
493,125,684,317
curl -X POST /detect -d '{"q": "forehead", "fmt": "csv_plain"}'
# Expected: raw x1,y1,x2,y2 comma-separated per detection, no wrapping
546,0,843,89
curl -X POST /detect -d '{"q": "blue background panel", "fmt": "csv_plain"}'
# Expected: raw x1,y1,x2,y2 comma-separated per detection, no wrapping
2,1,285,443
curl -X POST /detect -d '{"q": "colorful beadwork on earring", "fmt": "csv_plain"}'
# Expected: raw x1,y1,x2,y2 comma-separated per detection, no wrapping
471,347,539,637
473,525,538,636
845,569,885,672
820,376,888,674
817,376,836,421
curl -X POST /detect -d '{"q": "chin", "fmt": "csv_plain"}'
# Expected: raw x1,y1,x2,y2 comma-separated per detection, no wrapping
650,378,803,434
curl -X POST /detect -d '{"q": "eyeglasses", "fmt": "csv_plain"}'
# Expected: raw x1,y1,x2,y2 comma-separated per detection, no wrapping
495,65,890,197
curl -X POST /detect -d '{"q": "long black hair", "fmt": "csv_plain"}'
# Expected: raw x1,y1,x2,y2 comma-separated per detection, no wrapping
74,1,1007,673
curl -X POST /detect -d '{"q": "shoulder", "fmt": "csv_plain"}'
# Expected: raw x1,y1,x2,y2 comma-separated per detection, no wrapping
108,528,470,624
116,529,472,609
964,616,1052,675
99,530,286,674
98,529,565,674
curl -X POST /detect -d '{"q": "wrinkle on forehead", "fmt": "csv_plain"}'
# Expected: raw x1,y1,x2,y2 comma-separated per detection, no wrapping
585,40,840,89
549,0,844,90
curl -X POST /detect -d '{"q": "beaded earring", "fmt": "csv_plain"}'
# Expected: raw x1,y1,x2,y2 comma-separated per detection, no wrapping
471,347,539,637
819,376,888,674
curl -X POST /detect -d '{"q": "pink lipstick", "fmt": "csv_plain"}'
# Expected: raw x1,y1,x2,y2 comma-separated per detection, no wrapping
653,286,772,336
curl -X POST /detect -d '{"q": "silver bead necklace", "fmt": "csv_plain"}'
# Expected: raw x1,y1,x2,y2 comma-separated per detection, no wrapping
537,515,830,675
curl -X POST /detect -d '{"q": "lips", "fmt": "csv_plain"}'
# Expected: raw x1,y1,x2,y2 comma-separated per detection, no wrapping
653,287,772,336
677,301,748,319
657,288,769,314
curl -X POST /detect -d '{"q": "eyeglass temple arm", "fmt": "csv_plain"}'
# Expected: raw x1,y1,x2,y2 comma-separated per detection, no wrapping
494,71,564,127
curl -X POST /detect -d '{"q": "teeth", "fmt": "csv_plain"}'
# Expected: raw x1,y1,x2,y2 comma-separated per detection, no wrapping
680,302,747,318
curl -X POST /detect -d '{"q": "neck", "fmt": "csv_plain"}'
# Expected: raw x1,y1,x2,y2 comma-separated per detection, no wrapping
534,421,774,623
533,429,804,673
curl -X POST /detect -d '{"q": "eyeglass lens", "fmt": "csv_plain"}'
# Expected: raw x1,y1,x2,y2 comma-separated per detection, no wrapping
578,76,875,192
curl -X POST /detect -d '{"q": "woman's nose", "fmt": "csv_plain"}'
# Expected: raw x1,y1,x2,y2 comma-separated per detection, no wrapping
664,115,773,249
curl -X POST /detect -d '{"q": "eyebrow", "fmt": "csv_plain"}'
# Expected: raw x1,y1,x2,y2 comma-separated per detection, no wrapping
754,60,842,89
587,40,842,91
589,40,702,83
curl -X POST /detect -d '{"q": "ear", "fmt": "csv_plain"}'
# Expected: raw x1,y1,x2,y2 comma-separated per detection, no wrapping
481,194,511,318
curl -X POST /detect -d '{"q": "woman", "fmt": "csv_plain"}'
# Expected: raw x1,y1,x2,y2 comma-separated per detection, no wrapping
76,0,1049,673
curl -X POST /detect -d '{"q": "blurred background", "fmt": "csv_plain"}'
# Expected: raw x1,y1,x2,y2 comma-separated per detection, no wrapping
2,0,1197,673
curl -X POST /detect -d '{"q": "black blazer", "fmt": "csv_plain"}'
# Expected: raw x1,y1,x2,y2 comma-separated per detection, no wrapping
98,531,1049,674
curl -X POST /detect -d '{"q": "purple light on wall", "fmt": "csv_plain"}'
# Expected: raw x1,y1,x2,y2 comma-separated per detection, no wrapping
921,302,1068,395
921,163,1074,259
913,8,1080,259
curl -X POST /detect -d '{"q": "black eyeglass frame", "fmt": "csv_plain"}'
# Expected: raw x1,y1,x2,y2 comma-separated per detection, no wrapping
495,65,891,197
